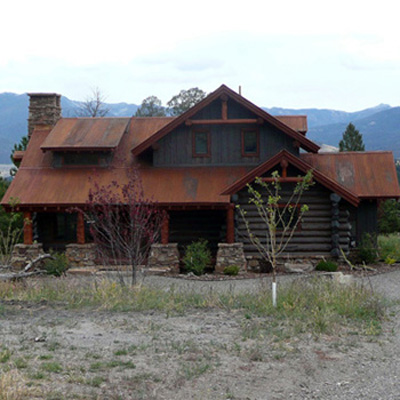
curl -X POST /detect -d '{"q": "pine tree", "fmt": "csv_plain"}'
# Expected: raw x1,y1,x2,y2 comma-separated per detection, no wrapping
339,123,365,152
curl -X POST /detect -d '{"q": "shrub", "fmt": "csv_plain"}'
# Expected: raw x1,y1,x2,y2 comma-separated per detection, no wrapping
315,260,338,272
44,253,69,277
358,234,379,265
384,255,396,265
183,239,211,276
378,234,400,262
223,265,240,276
378,200,400,234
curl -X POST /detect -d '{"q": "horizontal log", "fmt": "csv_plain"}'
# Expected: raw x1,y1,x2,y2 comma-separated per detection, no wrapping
243,243,332,251
244,251,333,258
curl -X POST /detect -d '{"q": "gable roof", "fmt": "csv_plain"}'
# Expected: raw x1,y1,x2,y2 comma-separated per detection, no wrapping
131,85,320,156
221,150,360,206
301,152,400,199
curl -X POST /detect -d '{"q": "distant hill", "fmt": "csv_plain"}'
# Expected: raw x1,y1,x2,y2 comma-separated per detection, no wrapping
0,92,398,163
263,104,391,128
307,107,400,157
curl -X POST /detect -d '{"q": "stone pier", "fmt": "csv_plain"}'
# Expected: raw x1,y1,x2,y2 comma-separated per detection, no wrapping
215,243,246,273
147,243,180,273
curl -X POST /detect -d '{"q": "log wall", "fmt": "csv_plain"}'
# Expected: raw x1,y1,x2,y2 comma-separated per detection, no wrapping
235,182,352,258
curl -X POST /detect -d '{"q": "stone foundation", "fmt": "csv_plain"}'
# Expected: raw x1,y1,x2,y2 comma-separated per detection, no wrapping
65,244,97,268
11,243,45,270
215,243,247,273
147,243,180,273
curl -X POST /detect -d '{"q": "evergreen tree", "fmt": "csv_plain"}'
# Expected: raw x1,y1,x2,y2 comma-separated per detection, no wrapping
339,123,365,152
10,135,29,176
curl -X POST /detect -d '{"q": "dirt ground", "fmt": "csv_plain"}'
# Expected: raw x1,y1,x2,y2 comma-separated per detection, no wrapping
1,270,400,400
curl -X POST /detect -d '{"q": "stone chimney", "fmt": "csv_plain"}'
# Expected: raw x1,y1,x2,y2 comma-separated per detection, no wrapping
27,93,61,136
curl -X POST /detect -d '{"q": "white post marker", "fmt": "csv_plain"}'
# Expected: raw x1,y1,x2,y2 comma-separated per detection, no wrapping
272,281,277,307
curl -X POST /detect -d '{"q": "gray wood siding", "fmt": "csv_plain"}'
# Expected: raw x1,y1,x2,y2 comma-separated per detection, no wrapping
154,124,297,167
235,183,352,257
153,97,298,167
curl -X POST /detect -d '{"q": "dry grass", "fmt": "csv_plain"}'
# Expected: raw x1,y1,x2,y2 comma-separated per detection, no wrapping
0,276,386,336
0,370,41,400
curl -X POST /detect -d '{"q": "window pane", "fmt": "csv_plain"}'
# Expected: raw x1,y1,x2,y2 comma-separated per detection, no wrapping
243,131,257,154
195,132,208,154
63,153,100,165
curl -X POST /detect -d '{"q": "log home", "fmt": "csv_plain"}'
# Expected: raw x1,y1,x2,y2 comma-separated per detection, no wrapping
3,85,400,271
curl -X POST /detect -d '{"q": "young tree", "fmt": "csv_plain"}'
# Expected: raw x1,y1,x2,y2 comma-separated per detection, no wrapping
135,96,166,117
237,171,313,306
81,169,164,285
339,123,365,152
167,87,207,116
77,87,110,117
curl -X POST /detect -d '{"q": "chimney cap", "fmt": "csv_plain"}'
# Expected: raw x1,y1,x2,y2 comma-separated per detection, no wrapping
27,92,61,97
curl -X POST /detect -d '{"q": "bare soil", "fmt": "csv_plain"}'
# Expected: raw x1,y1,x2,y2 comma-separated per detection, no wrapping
1,269,400,399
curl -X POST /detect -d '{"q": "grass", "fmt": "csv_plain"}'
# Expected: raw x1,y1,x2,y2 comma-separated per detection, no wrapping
0,370,40,400
378,234,400,261
0,277,386,336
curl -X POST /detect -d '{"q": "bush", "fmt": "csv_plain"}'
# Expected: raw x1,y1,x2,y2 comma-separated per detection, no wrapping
358,234,379,265
378,234,400,262
44,253,69,277
379,200,400,234
315,260,338,272
223,265,240,276
183,239,211,276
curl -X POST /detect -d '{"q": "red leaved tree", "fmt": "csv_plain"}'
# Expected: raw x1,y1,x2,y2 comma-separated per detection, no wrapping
83,168,164,285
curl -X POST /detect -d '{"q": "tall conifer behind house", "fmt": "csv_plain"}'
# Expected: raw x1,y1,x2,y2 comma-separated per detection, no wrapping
339,123,365,152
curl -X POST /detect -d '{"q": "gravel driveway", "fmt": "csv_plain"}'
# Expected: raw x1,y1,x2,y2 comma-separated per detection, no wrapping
2,270,400,399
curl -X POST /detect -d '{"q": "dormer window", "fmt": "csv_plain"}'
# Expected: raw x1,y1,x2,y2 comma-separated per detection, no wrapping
192,129,211,157
241,128,259,157
53,151,112,168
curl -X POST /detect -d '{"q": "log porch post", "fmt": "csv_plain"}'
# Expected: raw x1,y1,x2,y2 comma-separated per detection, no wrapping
226,203,235,244
161,212,169,244
23,211,33,245
77,212,85,244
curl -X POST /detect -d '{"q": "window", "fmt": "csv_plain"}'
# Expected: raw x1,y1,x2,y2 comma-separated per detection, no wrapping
53,152,111,168
192,129,211,157
241,128,259,157
63,153,100,166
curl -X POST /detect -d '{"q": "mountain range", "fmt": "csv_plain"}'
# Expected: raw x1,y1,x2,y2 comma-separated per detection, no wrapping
0,92,399,164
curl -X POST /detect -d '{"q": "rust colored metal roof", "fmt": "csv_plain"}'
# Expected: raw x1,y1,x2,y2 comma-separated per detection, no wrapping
275,116,307,134
2,124,249,207
221,150,360,206
40,118,130,151
12,151,25,162
301,152,400,199
131,85,320,156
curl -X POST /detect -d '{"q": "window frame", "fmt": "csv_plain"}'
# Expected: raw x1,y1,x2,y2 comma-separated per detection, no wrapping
241,128,260,157
192,128,211,158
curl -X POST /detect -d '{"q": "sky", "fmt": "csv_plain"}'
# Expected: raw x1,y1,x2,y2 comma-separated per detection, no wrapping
1,0,399,111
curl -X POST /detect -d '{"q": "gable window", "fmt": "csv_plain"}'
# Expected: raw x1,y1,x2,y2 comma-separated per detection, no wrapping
241,128,259,157
192,129,211,157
